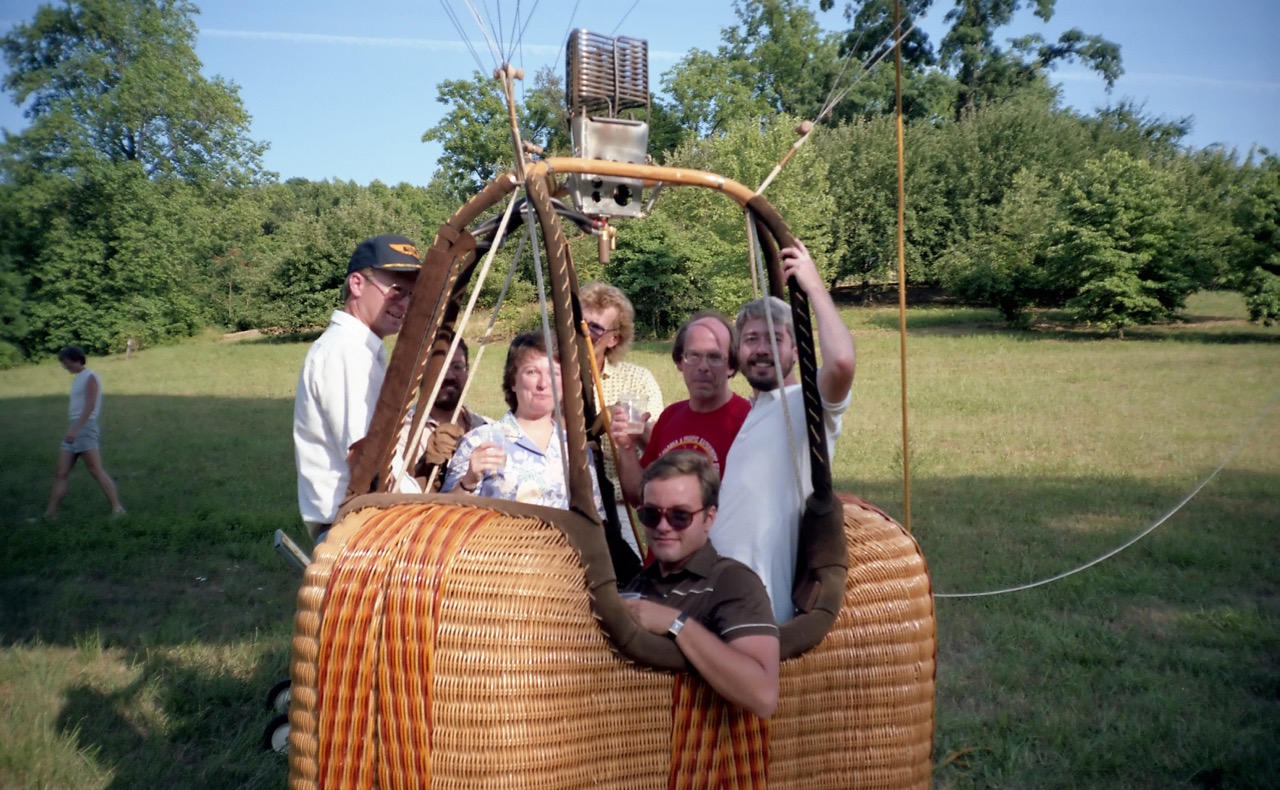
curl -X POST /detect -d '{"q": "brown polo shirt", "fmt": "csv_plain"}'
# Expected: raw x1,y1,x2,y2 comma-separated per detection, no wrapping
625,541,778,641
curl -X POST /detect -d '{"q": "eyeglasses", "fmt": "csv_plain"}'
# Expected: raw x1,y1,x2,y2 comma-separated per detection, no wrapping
587,321,618,341
681,351,727,368
364,273,412,302
635,505,706,531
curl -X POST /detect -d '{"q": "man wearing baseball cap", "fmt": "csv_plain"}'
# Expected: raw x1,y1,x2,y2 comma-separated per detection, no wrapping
293,234,423,542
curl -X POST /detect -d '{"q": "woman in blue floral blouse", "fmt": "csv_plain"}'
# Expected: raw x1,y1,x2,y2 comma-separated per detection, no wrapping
442,332,606,518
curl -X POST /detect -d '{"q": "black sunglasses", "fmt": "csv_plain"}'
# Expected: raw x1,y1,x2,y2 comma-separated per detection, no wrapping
635,505,706,531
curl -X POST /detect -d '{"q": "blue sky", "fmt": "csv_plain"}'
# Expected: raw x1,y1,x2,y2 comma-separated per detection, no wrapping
2,0,1277,186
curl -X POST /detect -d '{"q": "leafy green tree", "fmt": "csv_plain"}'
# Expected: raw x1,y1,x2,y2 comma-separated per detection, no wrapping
824,0,1121,120
19,162,207,353
1227,151,1280,325
1044,150,1192,336
1,0,266,185
1087,100,1192,162
607,217,701,337
936,167,1061,322
252,183,450,330
654,112,839,314
813,114,901,283
0,0,268,356
905,89,1094,280
940,0,1121,119
423,66,568,200
659,48,771,138
658,0,843,136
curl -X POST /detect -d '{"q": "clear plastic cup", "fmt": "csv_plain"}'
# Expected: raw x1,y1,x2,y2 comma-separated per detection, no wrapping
618,393,647,434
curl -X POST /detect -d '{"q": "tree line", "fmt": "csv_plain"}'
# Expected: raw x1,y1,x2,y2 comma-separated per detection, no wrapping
1,0,1276,366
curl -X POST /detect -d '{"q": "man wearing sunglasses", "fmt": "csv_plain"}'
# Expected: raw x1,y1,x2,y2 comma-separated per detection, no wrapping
293,234,423,542
710,240,856,624
623,451,779,719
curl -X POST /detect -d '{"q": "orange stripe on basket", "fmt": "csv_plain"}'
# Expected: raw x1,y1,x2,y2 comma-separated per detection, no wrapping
317,509,406,789
669,673,769,789
305,503,494,790
314,505,472,789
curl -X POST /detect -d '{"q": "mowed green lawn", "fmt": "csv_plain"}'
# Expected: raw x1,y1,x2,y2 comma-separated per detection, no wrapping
1,292,1277,788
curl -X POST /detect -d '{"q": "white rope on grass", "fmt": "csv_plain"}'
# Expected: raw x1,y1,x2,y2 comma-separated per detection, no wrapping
935,389,1280,599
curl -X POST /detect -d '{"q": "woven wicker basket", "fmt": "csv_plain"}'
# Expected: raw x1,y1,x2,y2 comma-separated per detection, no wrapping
286,493,934,788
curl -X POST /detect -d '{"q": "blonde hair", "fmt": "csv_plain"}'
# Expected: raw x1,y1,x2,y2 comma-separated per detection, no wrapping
580,282,636,362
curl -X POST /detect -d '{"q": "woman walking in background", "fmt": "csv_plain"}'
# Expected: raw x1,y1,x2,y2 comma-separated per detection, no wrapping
44,346,126,519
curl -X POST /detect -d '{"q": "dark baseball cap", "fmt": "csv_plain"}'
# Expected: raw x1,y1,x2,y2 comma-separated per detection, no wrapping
346,234,423,276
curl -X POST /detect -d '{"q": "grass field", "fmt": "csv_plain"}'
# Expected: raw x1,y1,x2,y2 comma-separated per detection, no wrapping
1,292,1277,788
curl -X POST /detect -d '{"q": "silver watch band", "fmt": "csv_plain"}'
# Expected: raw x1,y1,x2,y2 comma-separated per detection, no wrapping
667,611,690,639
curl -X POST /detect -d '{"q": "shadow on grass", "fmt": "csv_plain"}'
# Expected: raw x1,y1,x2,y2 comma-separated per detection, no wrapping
54,641,292,788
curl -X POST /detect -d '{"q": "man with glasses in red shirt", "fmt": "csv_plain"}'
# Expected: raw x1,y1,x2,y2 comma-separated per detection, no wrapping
623,450,779,719
293,234,422,543
610,310,750,507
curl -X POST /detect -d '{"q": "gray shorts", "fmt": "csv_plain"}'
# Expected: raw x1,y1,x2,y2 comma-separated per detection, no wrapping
61,420,101,454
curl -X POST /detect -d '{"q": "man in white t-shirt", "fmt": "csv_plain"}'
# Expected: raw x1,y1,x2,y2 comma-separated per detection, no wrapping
709,240,856,623
293,234,422,542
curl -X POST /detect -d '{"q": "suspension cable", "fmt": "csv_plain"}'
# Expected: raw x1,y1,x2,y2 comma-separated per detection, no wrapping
936,390,1279,599
438,0,489,73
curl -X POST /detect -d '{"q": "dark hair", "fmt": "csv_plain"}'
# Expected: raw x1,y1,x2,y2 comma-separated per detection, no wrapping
640,449,720,510
57,346,87,365
436,332,469,362
671,310,739,372
501,332,553,412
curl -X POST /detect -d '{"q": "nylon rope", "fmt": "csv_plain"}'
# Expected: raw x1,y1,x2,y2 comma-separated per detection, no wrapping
754,15,918,196
438,0,488,73
748,220,805,503
893,0,912,533
609,0,643,36
415,188,524,491
447,222,530,416
936,390,1280,599
553,0,582,72
524,196,572,487
462,0,503,67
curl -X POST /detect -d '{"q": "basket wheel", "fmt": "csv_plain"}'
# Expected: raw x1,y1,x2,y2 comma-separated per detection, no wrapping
262,712,290,754
265,678,291,714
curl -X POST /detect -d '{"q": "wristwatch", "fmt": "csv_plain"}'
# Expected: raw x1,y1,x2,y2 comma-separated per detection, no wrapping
667,611,690,639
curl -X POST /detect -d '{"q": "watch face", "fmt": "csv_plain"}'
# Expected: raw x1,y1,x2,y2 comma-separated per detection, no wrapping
668,612,689,638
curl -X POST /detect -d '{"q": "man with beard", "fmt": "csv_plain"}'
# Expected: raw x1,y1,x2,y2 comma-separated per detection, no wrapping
709,240,856,623
610,310,750,506
411,337,490,491
293,234,423,543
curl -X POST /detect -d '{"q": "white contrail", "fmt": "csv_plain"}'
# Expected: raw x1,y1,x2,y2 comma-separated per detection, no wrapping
200,27,687,61
200,27,557,55
1056,69,1280,91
